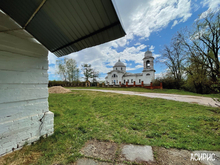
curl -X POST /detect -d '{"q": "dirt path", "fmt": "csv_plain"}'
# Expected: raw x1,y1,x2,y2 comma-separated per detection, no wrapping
71,89,219,107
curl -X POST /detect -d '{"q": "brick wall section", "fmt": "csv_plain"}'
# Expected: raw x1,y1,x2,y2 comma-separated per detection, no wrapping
0,32,54,156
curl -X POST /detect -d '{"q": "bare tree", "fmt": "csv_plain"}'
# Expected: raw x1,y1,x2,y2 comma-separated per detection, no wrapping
76,68,80,83
66,58,77,82
175,10,220,93
181,10,220,82
160,33,186,88
91,69,99,83
56,59,67,81
56,58,78,82
81,64,93,81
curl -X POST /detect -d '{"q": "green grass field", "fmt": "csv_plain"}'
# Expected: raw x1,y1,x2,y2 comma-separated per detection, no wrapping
67,87,220,99
1,90,220,165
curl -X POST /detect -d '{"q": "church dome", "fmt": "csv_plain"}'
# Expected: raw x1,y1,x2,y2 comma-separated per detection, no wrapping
144,50,152,57
113,59,126,67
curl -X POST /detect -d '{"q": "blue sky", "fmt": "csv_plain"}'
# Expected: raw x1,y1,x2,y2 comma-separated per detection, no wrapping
48,0,220,81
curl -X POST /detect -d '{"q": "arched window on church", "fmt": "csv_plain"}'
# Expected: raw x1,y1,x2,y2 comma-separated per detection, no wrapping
146,60,150,68
121,67,122,70
112,74,118,78
146,73,150,76
116,68,117,70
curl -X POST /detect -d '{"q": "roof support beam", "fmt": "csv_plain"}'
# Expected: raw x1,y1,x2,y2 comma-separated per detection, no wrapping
23,0,47,29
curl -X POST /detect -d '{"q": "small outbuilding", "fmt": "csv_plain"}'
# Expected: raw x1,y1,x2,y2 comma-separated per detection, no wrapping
0,0,125,156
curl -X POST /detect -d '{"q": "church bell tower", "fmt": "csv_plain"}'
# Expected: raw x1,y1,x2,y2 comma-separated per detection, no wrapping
142,50,155,72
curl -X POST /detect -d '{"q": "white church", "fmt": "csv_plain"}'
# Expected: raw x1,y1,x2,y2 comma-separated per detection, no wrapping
105,50,155,85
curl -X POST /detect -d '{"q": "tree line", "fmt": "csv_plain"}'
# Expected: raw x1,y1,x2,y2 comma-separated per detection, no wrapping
155,10,220,94
54,58,99,86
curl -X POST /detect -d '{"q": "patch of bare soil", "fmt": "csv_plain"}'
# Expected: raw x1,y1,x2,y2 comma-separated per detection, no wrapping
153,146,202,165
49,86,71,93
80,139,118,161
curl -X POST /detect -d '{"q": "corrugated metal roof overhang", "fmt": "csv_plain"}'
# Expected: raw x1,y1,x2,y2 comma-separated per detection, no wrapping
0,0,126,57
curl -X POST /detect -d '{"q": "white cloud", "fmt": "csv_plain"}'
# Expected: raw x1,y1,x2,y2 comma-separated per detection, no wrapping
155,72,167,78
202,0,220,9
199,0,220,19
113,0,192,37
48,65,56,75
48,52,58,65
153,53,161,59
149,45,155,52
126,64,143,71
134,42,141,46
198,8,212,19
171,20,178,29
158,58,168,63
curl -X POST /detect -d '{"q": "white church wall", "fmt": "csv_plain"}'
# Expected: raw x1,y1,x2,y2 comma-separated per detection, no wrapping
0,32,54,156
122,71,155,85
118,73,124,84
107,72,124,85
122,76,139,85
142,71,155,85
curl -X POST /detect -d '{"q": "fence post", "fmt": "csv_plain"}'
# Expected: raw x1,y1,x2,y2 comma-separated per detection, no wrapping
133,81,136,87
126,82,128,87
160,82,163,89
141,81,144,87
150,82,153,89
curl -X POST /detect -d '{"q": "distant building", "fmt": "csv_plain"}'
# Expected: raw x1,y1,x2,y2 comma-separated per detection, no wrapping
105,50,155,85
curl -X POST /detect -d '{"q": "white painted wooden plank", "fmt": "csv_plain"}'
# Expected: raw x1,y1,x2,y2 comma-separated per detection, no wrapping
0,97,47,110
0,84,47,90
0,102,48,120
0,70,48,84
0,98,48,122
0,87,48,104
0,33,48,57
0,51,48,71
1,112,53,139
